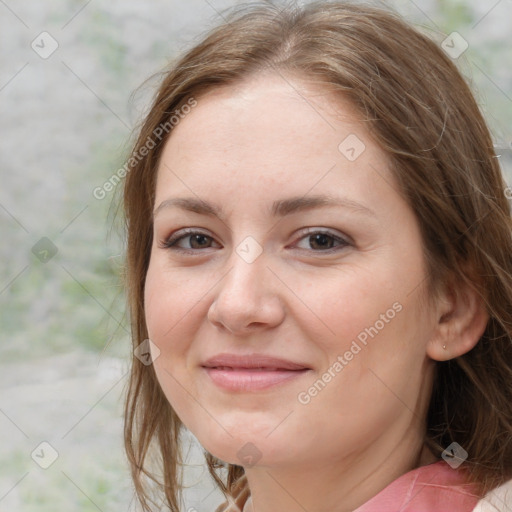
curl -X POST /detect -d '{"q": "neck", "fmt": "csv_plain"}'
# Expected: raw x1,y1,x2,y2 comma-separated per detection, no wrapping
242,424,436,512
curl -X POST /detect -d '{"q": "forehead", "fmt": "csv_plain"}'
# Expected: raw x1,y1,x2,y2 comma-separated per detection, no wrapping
165,73,364,155
155,74,395,210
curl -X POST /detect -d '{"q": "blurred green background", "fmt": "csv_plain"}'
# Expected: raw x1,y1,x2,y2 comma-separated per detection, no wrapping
0,1,510,510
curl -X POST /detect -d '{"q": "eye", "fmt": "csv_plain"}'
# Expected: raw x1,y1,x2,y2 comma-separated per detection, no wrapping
293,229,351,252
159,229,220,252
159,228,351,254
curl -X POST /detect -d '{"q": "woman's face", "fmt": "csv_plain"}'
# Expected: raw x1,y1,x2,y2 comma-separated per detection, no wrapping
144,74,439,470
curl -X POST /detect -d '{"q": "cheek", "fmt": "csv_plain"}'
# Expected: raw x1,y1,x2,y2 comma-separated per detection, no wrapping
144,262,203,350
301,270,396,348
304,264,427,373
144,263,204,423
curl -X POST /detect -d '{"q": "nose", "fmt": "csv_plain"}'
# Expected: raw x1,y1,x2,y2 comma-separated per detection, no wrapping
207,250,286,335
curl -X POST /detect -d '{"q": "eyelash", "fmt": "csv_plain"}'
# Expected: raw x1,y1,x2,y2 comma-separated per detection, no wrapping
159,228,351,255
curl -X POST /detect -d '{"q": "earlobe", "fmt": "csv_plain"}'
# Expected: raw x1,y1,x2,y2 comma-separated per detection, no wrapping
427,279,489,361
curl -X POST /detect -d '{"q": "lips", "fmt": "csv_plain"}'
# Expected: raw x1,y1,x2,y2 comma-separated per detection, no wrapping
202,353,310,371
201,353,311,391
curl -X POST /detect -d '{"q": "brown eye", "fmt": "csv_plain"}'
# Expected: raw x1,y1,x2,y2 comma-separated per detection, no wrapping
294,230,350,252
184,234,213,249
308,233,335,250
160,229,220,252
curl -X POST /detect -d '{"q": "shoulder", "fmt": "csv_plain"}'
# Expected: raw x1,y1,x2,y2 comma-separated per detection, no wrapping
472,479,512,512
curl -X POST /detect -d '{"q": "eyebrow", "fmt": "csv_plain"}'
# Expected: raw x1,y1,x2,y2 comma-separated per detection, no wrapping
153,194,376,220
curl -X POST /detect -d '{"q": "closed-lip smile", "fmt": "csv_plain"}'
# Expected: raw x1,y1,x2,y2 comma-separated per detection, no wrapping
201,353,311,392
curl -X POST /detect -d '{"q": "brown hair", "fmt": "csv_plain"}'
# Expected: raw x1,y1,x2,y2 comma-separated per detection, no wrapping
121,2,512,510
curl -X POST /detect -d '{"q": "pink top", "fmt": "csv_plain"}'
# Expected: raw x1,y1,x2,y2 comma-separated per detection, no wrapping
355,461,480,512
216,461,481,511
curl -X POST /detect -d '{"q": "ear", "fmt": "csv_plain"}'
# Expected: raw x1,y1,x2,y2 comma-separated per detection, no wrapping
426,277,489,361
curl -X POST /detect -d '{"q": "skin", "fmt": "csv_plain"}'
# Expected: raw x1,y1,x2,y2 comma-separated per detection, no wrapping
144,73,488,512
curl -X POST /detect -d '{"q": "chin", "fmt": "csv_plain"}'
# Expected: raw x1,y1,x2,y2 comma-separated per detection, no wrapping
176,400,303,467
196,426,301,469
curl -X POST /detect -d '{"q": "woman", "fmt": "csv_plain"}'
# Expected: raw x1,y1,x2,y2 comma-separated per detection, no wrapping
121,2,512,511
